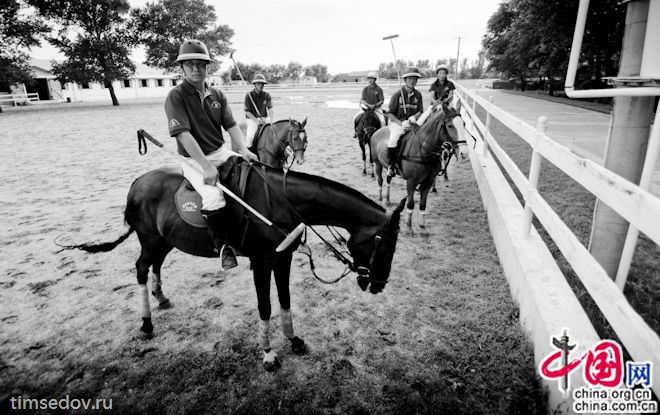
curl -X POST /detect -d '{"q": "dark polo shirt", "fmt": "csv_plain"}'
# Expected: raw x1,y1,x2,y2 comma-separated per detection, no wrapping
361,84,384,106
164,79,236,157
429,79,456,101
389,87,423,120
244,90,272,118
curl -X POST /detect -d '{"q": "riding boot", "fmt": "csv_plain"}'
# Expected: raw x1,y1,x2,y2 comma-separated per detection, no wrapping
387,147,398,178
201,209,238,271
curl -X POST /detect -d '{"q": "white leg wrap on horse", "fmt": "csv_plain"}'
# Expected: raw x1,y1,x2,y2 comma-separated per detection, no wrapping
139,284,151,318
407,209,414,216
149,272,167,303
258,319,270,350
280,309,294,339
263,349,278,364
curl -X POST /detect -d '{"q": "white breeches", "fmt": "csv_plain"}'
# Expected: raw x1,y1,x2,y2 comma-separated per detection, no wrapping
387,123,406,148
180,143,240,211
245,117,271,147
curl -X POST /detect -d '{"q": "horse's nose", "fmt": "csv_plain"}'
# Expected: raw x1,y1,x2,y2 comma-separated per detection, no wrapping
297,155,304,164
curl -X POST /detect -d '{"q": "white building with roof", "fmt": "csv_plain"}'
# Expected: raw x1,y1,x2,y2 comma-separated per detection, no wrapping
23,59,182,103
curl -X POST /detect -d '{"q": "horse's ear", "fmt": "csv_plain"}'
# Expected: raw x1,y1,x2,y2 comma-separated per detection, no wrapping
289,116,295,127
301,117,307,128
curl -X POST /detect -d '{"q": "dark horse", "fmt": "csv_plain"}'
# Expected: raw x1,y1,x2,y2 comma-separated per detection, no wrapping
371,108,459,229
242,118,308,168
67,158,404,370
354,107,381,176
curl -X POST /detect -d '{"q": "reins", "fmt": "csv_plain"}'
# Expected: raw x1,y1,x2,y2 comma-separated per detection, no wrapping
248,164,390,285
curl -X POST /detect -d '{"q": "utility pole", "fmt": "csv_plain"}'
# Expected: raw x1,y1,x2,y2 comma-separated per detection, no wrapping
383,34,401,84
453,36,463,79
588,0,656,279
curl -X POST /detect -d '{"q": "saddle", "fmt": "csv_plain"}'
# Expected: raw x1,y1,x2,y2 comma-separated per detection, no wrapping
248,123,271,154
173,158,244,228
394,115,457,168
173,158,276,252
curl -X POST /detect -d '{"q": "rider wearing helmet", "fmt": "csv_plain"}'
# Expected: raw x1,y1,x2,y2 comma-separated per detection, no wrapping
244,73,274,148
429,64,455,107
385,67,424,178
417,64,468,158
353,71,385,135
165,39,258,270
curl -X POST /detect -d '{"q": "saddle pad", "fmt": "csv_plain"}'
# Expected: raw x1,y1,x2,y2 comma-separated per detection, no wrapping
174,179,206,228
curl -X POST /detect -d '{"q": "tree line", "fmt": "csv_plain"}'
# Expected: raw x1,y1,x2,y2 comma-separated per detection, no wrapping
481,0,625,94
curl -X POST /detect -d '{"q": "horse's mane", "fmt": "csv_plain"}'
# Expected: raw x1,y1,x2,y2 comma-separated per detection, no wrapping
264,164,386,215
418,109,450,142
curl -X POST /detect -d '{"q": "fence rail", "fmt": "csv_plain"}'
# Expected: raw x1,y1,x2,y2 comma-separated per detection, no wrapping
0,93,40,105
456,83,660,398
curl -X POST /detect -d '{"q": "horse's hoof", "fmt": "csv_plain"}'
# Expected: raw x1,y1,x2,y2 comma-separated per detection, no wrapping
419,224,426,229
263,357,282,372
158,299,173,309
291,337,310,355
431,188,437,193
362,170,367,175
139,330,154,340
370,173,374,178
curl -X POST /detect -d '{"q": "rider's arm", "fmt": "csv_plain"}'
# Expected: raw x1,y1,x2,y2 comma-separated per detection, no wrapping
387,93,402,125
245,112,258,122
375,87,384,108
266,93,273,121
176,132,217,185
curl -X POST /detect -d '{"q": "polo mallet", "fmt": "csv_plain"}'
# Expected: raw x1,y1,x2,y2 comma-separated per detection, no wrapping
229,51,265,123
137,129,304,252
382,34,401,86
229,51,279,151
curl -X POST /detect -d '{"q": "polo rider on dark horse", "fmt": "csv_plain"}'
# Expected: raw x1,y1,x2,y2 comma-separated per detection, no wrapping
164,39,258,271
385,67,424,178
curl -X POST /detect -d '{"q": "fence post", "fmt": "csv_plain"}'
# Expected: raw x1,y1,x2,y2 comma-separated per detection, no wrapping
615,106,660,289
483,96,494,157
521,116,547,235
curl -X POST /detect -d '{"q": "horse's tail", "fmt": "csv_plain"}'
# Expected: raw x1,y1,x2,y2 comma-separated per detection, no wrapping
55,227,134,253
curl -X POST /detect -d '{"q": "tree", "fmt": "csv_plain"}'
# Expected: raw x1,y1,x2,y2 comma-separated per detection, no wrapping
30,0,137,106
304,64,329,82
482,0,624,94
284,62,303,80
132,0,233,73
0,1,48,99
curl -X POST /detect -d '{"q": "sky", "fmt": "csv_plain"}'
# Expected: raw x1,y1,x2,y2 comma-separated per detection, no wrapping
30,0,502,75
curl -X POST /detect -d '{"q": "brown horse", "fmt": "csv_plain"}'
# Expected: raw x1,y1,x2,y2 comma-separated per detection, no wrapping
64,157,404,371
354,107,381,176
242,118,308,168
370,109,459,229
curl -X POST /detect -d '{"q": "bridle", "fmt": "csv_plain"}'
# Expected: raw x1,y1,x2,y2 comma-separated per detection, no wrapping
249,164,392,286
257,122,307,169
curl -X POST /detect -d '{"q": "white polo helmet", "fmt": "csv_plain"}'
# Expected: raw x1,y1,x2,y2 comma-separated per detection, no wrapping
176,39,214,63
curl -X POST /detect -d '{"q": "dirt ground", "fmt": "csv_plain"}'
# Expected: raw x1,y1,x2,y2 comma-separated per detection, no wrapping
0,91,545,414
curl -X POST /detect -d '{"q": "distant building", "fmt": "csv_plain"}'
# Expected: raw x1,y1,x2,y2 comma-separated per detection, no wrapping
7,59,182,103
333,71,374,83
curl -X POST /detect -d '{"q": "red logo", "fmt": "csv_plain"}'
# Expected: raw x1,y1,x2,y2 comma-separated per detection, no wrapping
540,330,623,393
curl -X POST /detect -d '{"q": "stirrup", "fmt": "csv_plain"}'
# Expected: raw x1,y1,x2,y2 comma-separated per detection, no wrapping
219,244,238,271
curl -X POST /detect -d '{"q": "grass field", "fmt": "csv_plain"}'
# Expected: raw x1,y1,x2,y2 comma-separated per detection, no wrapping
0,93,545,414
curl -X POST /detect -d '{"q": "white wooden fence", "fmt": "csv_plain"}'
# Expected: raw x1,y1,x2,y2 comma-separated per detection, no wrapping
455,83,660,404
0,92,40,106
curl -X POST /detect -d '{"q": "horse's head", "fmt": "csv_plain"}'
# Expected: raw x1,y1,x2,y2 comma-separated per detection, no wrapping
357,107,380,145
288,117,308,165
348,198,405,294
417,106,459,159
